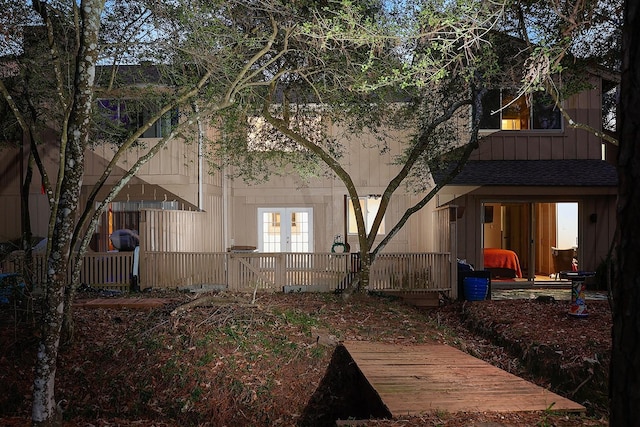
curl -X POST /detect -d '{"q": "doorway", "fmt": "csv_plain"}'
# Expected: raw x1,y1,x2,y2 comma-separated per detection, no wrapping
257,208,313,252
482,201,579,279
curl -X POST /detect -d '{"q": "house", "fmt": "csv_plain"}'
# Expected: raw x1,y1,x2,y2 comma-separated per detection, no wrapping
430,75,618,280
0,36,617,291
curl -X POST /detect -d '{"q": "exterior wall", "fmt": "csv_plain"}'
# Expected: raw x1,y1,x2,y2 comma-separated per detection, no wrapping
443,76,616,277
84,134,222,209
226,124,438,254
472,77,604,162
0,145,57,241
452,188,616,274
228,176,430,254
1,74,614,263
0,132,225,248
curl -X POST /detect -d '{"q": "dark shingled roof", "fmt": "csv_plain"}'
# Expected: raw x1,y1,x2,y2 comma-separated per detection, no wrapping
435,160,618,187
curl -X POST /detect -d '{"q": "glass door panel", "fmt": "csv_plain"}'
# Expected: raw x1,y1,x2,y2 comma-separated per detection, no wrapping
258,208,313,252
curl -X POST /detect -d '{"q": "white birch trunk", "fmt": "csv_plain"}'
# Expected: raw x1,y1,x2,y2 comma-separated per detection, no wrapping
31,1,105,424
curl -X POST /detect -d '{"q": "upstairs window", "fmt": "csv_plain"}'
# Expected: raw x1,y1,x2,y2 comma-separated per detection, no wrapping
247,116,321,152
97,99,178,139
479,89,561,131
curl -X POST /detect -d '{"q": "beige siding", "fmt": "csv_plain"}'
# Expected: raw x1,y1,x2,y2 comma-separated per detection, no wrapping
226,124,432,254
139,203,223,252
0,147,56,241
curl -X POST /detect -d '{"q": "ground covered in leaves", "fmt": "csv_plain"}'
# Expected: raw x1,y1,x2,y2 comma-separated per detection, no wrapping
0,290,610,426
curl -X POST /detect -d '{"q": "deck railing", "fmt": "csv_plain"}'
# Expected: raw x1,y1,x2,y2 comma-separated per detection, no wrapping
2,252,134,292
3,251,454,296
143,251,452,294
369,253,452,292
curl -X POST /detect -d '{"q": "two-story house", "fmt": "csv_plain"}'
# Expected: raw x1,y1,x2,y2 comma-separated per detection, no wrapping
1,68,617,285
429,75,618,280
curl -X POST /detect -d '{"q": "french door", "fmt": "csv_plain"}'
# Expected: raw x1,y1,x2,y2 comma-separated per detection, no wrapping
257,208,313,252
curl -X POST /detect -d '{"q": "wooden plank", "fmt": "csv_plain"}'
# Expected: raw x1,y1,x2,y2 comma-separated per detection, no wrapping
74,298,170,309
343,341,585,416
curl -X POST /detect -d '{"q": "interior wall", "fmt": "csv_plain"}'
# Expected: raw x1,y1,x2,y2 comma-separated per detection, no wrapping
535,203,557,275
482,203,502,248
503,204,530,274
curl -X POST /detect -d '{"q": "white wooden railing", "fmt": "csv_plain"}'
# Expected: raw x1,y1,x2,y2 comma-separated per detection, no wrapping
2,252,134,292
3,251,454,296
143,251,453,294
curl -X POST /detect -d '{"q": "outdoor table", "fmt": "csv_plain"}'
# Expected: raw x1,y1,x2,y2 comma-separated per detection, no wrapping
560,270,596,317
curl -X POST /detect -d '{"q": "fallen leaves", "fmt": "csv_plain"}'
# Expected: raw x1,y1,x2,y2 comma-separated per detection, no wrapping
0,291,611,426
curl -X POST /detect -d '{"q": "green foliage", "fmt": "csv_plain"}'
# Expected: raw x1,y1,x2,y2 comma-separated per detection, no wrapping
276,308,320,332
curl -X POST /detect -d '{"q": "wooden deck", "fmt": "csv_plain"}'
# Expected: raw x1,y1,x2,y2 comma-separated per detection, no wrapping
343,341,585,415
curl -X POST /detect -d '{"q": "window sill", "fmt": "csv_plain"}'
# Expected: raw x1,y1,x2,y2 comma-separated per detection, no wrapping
479,129,565,136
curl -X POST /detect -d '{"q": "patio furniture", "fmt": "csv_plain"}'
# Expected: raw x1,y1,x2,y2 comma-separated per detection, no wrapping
551,247,577,279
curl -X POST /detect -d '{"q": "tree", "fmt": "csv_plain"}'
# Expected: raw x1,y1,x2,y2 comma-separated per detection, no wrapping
610,0,640,424
505,0,622,145
1,0,356,424
210,0,513,291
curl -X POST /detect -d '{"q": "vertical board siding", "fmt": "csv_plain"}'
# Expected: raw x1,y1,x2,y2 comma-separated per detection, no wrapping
139,208,221,252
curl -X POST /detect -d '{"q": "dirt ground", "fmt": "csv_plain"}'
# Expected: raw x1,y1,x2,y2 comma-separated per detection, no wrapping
0,290,610,426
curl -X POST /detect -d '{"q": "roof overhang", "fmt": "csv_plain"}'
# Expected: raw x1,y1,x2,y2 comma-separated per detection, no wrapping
432,160,618,204
434,160,618,187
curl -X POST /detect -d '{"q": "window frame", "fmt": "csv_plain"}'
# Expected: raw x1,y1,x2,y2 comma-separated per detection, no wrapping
96,99,179,139
347,197,385,235
479,89,563,132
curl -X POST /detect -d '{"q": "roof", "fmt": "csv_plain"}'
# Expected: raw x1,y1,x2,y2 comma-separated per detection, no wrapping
434,160,618,187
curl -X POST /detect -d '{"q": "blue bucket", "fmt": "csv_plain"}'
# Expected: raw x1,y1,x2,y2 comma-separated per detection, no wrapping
464,277,488,301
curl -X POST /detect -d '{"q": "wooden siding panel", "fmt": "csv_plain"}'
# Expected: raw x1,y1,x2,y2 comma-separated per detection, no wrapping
581,195,616,272
588,107,603,159
475,79,605,161
139,206,222,252
537,135,550,159
550,134,566,158
489,136,504,159
526,135,540,159
477,136,493,159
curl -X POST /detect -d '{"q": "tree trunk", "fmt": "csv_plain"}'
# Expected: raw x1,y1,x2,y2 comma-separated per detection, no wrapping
358,250,371,292
31,1,104,424
610,1,640,425
20,145,35,293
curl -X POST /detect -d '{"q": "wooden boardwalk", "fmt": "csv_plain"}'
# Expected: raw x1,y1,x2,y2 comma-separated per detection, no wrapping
343,341,585,415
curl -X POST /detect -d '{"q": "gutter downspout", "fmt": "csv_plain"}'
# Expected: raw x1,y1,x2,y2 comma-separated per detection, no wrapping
223,165,229,251
195,102,204,211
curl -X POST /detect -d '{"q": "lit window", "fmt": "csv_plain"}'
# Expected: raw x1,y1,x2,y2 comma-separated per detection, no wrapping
246,116,322,152
479,89,561,131
348,197,385,235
